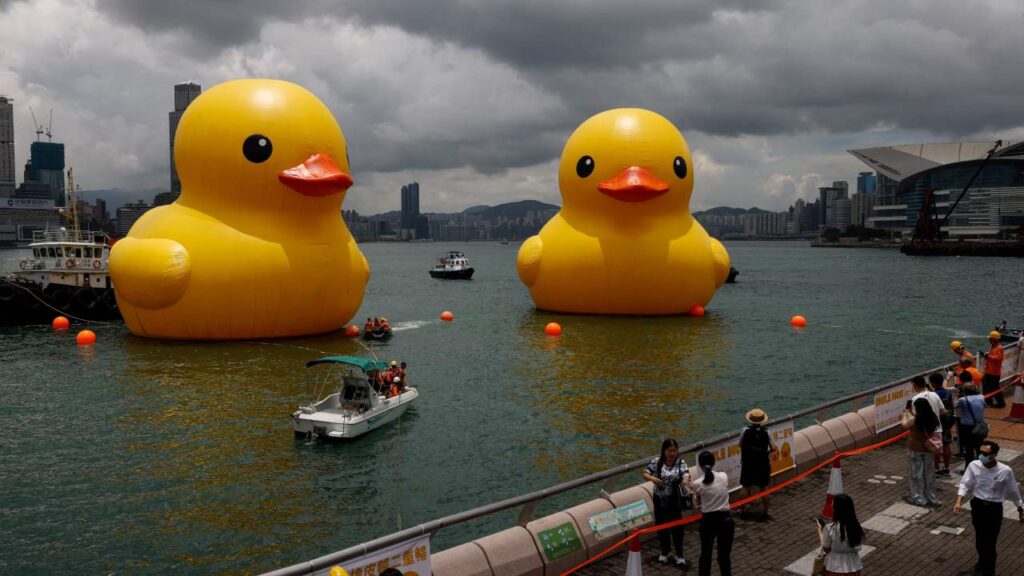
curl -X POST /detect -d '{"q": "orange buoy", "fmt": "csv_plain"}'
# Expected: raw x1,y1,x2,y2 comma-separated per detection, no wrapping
544,322,562,336
689,304,705,317
52,316,70,330
440,310,455,322
343,325,361,337
76,329,96,346
790,315,807,328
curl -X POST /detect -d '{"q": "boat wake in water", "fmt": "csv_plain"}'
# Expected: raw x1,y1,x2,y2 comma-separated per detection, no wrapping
391,320,430,332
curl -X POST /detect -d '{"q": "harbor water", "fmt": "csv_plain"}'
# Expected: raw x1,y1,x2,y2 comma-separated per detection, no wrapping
1,241,1021,575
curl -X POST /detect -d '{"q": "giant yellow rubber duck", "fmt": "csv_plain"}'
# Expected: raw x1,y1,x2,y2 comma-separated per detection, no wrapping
109,79,369,339
517,108,730,315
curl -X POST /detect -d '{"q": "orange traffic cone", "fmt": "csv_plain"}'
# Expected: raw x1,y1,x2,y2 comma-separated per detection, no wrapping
822,458,844,521
625,533,642,576
1006,379,1024,422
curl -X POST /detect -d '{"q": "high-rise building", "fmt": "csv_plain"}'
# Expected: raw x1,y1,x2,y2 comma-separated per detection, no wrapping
850,192,876,228
818,185,848,229
0,96,14,196
856,172,876,196
29,141,65,206
116,201,152,237
400,182,420,231
169,82,202,197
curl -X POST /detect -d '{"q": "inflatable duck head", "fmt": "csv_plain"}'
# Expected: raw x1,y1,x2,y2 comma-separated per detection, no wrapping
174,78,353,218
559,108,693,225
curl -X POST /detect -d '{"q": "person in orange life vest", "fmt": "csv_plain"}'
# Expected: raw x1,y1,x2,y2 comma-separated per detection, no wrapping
388,376,401,397
379,317,391,332
398,361,408,386
363,317,373,333
950,340,975,373
981,331,1006,408
959,357,983,387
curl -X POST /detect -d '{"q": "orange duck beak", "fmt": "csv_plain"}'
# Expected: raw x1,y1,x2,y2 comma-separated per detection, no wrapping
597,166,669,203
278,153,354,196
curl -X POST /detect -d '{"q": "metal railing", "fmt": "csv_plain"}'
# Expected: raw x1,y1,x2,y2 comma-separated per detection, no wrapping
261,340,1021,576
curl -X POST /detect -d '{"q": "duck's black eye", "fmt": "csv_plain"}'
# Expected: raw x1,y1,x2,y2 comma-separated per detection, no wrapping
673,156,687,179
242,134,273,163
576,155,594,178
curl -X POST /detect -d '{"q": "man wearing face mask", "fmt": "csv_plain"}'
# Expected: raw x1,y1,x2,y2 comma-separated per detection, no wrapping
953,441,1024,576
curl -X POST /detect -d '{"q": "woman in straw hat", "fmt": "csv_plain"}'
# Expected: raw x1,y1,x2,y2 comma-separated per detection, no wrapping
740,408,776,521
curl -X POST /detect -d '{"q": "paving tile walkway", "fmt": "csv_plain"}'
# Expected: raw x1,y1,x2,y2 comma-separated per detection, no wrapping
576,403,1024,576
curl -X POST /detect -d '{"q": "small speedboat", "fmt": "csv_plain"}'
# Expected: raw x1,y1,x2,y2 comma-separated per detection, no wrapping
293,355,418,440
429,251,474,280
362,326,393,340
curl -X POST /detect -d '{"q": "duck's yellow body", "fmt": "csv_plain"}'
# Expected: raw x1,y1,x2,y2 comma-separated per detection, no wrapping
517,108,729,315
109,79,369,339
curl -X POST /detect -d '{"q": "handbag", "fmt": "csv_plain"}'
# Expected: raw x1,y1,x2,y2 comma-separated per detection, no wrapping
813,524,832,576
678,480,694,511
811,552,827,576
924,430,943,454
967,399,990,439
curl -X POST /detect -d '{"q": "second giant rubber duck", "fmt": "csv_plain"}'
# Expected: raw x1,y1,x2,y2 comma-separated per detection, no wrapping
109,79,369,339
517,108,730,315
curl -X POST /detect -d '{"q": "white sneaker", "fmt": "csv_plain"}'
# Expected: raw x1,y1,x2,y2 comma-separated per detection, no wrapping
658,554,669,564
675,556,688,567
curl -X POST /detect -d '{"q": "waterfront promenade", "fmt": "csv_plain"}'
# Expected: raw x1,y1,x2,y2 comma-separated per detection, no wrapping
576,403,1024,576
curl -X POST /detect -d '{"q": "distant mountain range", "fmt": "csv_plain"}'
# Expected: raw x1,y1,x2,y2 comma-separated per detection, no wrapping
368,199,560,221
693,206,772,216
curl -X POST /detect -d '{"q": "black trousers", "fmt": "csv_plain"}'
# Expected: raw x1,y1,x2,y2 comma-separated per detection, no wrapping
653,496,684,556
970,498,1003,576
698,511,734,576
957,421,980,464
982,373,1006,407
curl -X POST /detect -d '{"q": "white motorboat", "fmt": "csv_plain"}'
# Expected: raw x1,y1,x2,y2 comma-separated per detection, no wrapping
292,355,418,440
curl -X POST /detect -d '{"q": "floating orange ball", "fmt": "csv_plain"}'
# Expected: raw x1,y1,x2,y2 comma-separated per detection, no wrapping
52,316,70,330
689,304,705,317
76,329,96,346
343,325,361,337
440,310,455,322
790,315,807,328
544,322,562,336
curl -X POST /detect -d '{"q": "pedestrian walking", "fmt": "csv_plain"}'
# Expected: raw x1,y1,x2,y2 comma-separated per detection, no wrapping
954,441,1024,576
815,493,864,575
981,331,1006,408
900,397,942,507
929,371,954,475
739,407,775,521
956,382,987,465
691,450,733,576
642,438,690,567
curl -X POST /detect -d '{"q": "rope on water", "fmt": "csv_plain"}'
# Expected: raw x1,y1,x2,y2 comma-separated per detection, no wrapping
0,276,116,325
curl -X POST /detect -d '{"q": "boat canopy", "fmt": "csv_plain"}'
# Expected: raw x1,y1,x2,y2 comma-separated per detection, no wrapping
305,355,390,372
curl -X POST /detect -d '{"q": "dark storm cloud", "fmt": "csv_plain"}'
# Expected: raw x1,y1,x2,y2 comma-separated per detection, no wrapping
98,0,338,52
342,0,778,69
6,0,1024,212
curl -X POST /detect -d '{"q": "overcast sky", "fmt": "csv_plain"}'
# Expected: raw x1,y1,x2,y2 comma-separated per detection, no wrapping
2,0,1023,214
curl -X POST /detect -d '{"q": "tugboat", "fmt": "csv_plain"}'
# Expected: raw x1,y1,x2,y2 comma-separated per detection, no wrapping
0,169,119,325
429,251,474,280
0,230,118,326
293,355,418,440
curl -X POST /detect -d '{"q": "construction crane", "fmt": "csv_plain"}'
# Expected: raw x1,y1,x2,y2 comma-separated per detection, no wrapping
28,106,43,141
908,140,1002,247
65,167,81,238
46,109,52,141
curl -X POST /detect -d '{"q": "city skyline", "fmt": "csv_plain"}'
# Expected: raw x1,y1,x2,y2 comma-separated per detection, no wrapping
2,1,1023,216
